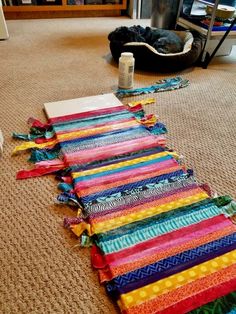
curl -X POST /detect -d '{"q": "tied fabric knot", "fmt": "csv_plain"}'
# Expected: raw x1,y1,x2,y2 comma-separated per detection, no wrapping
139,114,158,128
57,182,74,192
91,245,107,269
116,77,190,98
27,117,51,129
12,138,58,155
127,98,155,108
13,118,54,141
56,192,81,208
70,219,92,237
223,201,236,218
16,159,65,179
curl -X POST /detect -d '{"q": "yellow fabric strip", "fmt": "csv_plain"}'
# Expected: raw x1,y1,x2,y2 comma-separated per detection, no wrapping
127,98,156,107
137,115,157,126
56,120,139,141
12,139,58,155
92,191,208,234
119,249,236,310
72,151,174,179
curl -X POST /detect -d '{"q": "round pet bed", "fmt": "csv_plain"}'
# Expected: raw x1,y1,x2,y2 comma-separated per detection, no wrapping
108,27,204,72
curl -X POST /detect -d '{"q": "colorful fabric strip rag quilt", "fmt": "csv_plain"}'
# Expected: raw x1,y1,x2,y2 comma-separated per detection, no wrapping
13,93,236,314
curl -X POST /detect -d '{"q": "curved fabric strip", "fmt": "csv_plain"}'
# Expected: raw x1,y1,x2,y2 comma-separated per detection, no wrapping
116,77,190,98
118,249,236,311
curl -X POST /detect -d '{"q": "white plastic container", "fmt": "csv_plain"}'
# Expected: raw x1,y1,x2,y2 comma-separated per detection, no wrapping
118,52,135,89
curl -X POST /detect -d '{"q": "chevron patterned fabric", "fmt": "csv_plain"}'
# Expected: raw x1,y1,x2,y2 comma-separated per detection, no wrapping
13,96,236,313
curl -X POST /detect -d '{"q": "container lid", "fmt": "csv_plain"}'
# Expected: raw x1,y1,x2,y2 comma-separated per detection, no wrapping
121,52,134,58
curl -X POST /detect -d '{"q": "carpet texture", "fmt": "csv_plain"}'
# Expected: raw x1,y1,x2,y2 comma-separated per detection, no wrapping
0,17,235,314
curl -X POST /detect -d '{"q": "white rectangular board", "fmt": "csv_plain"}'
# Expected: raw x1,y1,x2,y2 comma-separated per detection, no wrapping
44,93,123,119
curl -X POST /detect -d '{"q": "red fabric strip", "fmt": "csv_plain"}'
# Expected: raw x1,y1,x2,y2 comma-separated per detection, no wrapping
16,165,64,179
27,117,51,129
49,105,125,124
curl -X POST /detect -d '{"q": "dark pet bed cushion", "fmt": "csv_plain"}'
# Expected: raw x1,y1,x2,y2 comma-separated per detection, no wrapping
108,27,204,72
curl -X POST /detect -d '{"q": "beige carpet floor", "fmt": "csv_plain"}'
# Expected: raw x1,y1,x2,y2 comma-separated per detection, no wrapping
0,17,235,314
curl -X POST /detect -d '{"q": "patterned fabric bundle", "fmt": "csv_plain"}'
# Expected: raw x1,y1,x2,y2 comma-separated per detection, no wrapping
13,95,236,314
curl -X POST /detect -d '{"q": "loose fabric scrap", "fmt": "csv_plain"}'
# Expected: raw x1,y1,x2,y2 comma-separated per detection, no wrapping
116,77,189,98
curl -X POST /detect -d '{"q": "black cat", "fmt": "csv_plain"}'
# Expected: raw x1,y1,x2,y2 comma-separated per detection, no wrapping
108,25,184,54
